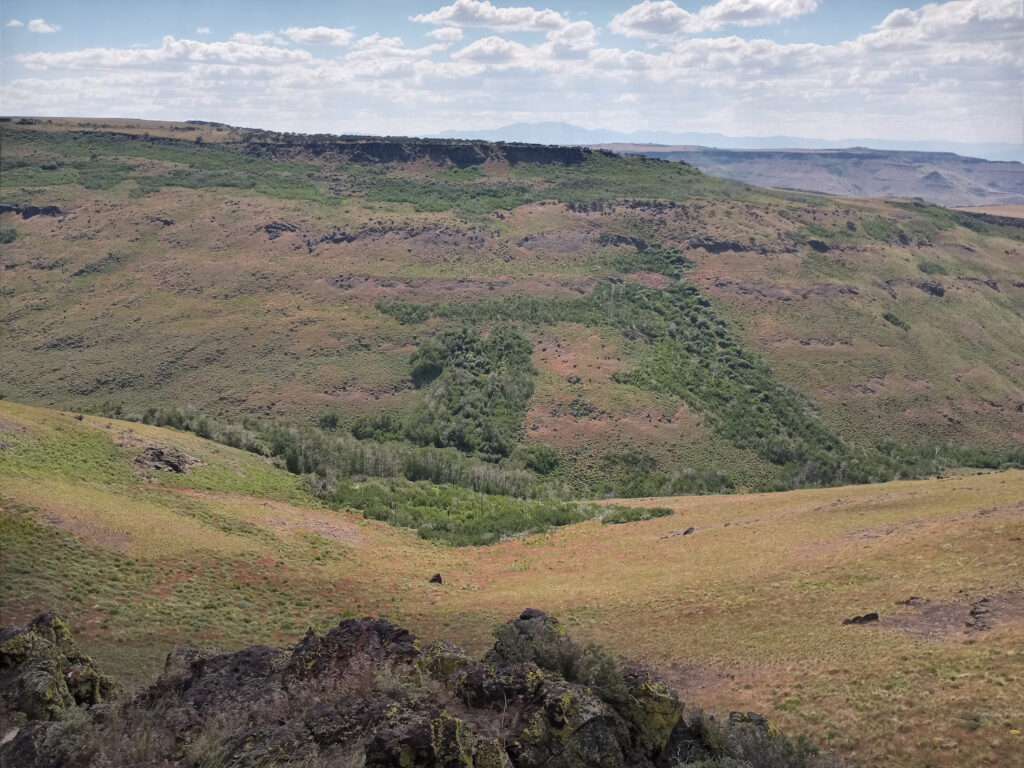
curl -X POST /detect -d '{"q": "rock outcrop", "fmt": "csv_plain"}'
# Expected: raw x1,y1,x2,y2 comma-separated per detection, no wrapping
0,610,840,767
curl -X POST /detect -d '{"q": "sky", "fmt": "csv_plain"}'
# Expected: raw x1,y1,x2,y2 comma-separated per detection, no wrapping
1,0,1021,145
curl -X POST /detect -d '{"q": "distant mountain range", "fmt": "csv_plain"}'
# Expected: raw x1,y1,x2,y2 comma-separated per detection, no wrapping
429,122,1024,164
591,144,1024,208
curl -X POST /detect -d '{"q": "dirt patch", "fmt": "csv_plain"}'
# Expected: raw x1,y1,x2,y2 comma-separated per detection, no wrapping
532,331,626,382
0,416,29,434
884,592,1024,641
517,229,595,252
263,512,366,546
41,512,133,549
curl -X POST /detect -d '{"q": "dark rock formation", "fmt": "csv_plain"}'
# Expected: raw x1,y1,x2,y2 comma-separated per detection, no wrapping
264,220,300,240
0,612,842,767
842,612,880,625
687,236,751,254
918,280,945,297
429,573,443,585
0,204,63,219
134,445,201,473
807,240,831,253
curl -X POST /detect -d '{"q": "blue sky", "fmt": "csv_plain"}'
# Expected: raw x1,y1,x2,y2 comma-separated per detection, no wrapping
2,1,1021,144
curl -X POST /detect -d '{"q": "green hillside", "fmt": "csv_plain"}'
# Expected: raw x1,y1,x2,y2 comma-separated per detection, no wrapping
2,117,1023,504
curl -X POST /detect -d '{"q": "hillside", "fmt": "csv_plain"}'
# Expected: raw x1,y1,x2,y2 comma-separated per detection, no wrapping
2,400,1023,767
593,145,1024,208
2,117,1023,502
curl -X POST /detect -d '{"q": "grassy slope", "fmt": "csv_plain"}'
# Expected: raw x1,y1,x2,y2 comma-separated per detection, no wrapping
2,400,1023,767
1,119,1022,491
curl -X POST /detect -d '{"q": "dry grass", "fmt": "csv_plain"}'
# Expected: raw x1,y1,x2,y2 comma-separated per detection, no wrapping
2,400,1023,766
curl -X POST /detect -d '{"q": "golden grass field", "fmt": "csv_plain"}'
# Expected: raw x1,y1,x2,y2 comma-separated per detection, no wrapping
2,400,1022,767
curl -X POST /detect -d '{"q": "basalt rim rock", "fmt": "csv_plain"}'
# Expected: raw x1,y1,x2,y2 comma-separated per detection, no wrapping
1,610,845,767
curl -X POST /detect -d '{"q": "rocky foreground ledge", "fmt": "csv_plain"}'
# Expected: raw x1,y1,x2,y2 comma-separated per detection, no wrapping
0,609,845,768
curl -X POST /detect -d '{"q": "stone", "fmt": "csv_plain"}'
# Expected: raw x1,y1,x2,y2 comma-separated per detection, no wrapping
429,573,443,584
842,612,879,625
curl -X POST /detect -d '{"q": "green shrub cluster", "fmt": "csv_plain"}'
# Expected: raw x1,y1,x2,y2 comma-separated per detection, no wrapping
404,326,535,459
600,506,673,525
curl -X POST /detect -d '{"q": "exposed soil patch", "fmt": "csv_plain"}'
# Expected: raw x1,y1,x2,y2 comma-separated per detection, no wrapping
40,512,133,549
0,416,29,434
532,332,625,381
884,591,1024,641
517,229,595,252
263,513,366,546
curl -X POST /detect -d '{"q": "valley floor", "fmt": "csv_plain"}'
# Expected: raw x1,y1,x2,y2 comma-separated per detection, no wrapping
1,400,1023,767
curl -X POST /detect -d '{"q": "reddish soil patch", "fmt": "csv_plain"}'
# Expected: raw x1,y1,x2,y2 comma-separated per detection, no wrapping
532,332,625,382
40,512,133,550
0,416,29,434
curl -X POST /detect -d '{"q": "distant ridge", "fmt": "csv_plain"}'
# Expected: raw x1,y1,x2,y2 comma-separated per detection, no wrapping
429,121,1024,163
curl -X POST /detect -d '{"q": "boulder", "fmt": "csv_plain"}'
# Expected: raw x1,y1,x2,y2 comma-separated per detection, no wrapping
0,613,121,722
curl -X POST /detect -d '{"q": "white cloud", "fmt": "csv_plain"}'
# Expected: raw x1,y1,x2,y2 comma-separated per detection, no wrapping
452,35,535,64
6,19,24,28
2,1,1020,145
428,26,464,41
196,27,211,35
611,0,818,38
28,18,61,34
412,0,569,31
281,26,354,45
231,31,286,45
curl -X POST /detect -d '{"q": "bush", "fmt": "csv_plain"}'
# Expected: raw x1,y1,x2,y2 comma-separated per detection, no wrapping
917,260,947,275
0,225,17,244
600,506,673,525
882,311,909,330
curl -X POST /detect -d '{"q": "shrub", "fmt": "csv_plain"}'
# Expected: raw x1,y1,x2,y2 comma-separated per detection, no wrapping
882,312,910,330
600,506,673,525
918,260,947,275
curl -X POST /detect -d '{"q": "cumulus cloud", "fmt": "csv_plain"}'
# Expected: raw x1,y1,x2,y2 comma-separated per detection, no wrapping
611,0,818,38
2,1,1020,144
6,19,24,28
230,32,286,45
28,18,61,33
412,0,568,31
281,26,353,45
428,26,464,41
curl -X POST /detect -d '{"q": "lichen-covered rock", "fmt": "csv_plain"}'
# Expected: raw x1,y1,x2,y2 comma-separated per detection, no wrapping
419,640,474,681
620,668,685,759
452,661,545,707
474,738,513,768
1,610,845,768
285,617,419,686
0,715,91,768
510,679,630,768
431,711,474,768
0,613,121,722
